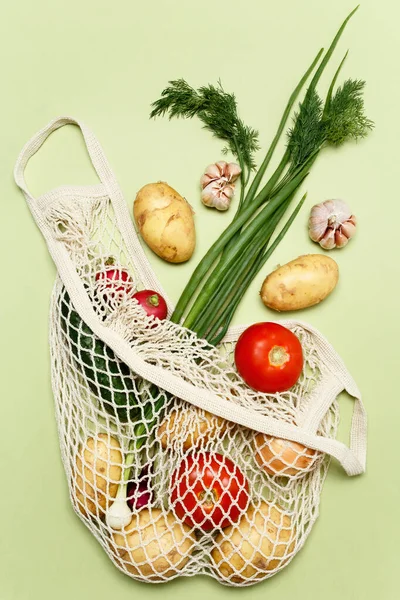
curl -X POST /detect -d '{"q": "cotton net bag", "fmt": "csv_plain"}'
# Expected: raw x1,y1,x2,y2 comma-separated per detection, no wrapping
15,117,367,587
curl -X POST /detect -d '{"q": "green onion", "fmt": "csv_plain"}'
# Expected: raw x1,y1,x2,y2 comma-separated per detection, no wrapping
209,193,307,345
151,7,373,343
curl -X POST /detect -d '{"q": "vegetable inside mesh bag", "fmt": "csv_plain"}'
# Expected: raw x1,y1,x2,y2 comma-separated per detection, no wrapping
15,117,367,587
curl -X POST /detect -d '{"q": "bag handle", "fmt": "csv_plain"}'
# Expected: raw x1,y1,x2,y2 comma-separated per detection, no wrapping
226,322,367,475
14,116,173,310
15,117,367,477
292,322,367,476
14,116,116,206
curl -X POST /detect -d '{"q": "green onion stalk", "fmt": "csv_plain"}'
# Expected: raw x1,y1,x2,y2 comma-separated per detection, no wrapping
105,385,165,529
150,6,373,344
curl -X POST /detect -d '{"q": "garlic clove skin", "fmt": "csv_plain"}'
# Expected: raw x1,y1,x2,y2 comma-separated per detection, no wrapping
324,199,351,223
203,163,223,182
201,190,216,208
308,199,357,249
308,216,329,243
200,173,213,188
201,180,223,204
201,182,232,210
214,196,231,211
215,160,228,175
319,228,336,250
341,217,357,238
223,183,235,199
226,162,242,182
200,160,241,211
335,229,350,248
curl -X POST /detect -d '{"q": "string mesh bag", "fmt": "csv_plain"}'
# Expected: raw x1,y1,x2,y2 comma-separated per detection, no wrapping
15,117,367,587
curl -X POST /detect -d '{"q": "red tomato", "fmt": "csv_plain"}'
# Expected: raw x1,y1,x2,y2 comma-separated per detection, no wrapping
171,453,249,531
234,322,303,393
131,290,168,321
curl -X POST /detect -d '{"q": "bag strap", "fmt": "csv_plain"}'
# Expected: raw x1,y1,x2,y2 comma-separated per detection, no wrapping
227,322,367,476
14,116,115,206
14,116,172,309
294,321,367,476
15,117,367,477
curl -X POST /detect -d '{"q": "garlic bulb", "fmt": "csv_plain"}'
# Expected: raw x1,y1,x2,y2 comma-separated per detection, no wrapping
308,199,357,249
200,161,241,211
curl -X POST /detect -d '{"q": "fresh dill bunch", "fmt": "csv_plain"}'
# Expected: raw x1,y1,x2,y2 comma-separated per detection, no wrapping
287,78,374,166
150,79,260,171
150,79,204,119
287,89,325,167
323,79,374,145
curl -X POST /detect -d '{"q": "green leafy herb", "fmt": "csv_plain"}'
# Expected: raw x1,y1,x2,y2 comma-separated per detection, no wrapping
287,89,325,167
150,79,260,171
323,79,374,145
150,7,374,343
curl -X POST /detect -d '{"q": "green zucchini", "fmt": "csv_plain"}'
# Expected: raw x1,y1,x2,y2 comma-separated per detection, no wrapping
60,290,140,422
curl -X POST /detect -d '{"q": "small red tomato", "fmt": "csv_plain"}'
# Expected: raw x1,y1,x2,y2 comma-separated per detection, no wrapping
95,267,133,295
234,322,303,393
131,290,168,321
171,453,249,531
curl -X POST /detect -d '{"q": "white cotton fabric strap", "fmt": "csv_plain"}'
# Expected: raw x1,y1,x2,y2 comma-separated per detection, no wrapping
14,116,367,477
14,116,173,313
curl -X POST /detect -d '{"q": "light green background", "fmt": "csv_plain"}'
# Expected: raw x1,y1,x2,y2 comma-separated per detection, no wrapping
1,0,398,598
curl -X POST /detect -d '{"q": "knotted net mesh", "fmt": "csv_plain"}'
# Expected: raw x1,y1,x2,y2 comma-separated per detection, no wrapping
45,193,342,586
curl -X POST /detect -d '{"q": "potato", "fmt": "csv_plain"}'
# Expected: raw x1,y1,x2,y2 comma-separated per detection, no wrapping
134,182,195,263
211,501,295,583
112,509,195,580
157,408,227,451
260,254,339,312
73,434,122,519
254,433,317,477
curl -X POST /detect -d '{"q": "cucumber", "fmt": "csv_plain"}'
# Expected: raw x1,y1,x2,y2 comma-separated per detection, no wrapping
60,290,140,422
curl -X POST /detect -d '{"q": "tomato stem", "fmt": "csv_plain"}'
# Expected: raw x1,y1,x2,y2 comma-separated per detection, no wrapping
269,345,290,367
198,488,218,508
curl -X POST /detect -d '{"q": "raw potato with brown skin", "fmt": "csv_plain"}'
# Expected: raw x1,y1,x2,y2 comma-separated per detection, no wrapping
73,434,122,519
112,509,195,580
157,409,227,450
212,501,295,584
134,182,195,263
260,254,339,312
254,433,317,477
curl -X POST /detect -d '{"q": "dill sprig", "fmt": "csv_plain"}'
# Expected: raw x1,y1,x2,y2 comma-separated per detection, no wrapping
287,89,325,167
288,78,374,166
323,79,374,145
150,7,374,342
150,79,260,171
